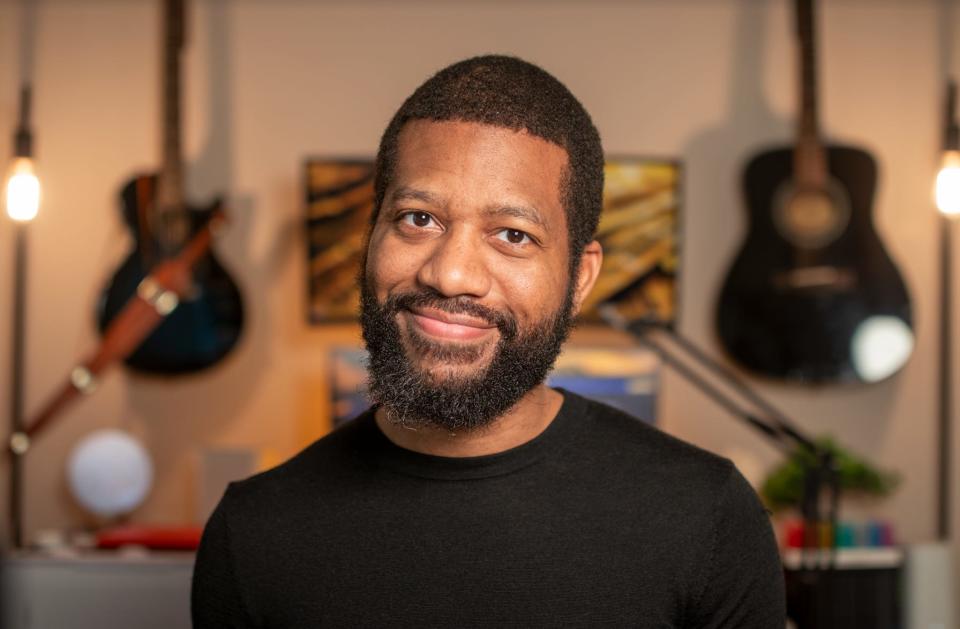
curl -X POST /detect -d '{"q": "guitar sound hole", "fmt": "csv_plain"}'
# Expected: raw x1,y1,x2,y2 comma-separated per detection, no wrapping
773,180,851,249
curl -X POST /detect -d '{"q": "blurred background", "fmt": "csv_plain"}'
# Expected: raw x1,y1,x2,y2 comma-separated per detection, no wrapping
0,0,957,627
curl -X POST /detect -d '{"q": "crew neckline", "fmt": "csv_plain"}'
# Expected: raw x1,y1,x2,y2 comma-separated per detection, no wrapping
356,388,588,481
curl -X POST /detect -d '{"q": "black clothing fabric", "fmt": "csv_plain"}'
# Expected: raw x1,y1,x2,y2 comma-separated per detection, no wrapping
192,389,785,628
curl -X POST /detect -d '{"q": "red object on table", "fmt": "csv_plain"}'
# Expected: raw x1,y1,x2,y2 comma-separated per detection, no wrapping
96,525,203,551
784,519,806,548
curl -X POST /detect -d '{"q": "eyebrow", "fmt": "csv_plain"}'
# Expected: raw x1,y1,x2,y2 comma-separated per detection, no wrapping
483,204,548,232
389,186,445,207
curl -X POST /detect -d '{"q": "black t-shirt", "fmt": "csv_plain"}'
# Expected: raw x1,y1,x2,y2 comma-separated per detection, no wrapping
192,389,785,628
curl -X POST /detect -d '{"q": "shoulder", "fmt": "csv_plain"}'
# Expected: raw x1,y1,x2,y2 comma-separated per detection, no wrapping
217,409,376,517
195,416,379,626
557,391,783,620
565,390,736,489
559,391,762,543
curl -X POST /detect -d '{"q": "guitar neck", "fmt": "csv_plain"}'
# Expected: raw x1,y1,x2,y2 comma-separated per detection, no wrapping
158,0,185,222
794,0,827,187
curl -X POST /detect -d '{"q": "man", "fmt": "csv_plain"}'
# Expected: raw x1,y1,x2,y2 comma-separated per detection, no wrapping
192,55,785,628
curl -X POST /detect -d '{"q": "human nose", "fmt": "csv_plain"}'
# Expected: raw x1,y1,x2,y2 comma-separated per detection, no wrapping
416,227,491,298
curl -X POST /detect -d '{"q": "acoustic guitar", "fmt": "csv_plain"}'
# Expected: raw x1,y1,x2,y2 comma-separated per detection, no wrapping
98,0,243,374
716,0,912,384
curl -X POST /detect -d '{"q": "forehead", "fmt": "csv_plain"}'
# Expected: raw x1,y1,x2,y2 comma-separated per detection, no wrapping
389,119,570,225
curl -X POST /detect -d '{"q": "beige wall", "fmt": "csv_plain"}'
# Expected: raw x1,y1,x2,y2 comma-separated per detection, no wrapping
0,0,956,571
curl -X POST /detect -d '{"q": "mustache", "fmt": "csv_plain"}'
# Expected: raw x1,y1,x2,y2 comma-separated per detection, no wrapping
384,289,518,339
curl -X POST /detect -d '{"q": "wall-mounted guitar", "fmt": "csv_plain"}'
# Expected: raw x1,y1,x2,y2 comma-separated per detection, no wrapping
98,0,243,374
716,0,912,384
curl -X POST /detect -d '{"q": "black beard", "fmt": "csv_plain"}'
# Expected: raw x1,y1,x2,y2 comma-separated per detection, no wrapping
359,277,575,433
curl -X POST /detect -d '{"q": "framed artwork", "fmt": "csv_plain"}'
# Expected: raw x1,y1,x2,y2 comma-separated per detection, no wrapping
329,345,659,428
305,159,375,322
330,347,372,428
548,347,659,424
580,158,680,326
305,157,681,326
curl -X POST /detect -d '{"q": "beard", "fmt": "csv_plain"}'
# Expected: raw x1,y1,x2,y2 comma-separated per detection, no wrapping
358,275,576,433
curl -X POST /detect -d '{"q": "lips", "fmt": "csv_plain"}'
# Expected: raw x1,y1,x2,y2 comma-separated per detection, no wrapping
406,306,497,341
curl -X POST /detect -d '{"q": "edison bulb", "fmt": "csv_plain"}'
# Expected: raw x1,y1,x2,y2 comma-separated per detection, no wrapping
936,150,960,217
5,157,40,222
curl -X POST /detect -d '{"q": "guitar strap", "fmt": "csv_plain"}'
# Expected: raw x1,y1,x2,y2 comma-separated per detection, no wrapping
7,211,225,457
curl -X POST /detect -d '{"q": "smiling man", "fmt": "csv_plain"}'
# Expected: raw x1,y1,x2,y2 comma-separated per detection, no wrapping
193,55,785,628
359,117,594,456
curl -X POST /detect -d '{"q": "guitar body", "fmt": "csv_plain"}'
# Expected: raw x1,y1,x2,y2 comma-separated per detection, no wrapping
716,145,912,383
98,173,244,374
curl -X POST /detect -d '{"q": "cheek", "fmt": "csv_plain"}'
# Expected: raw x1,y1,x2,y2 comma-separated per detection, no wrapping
495,260,569,323
365,227,422,298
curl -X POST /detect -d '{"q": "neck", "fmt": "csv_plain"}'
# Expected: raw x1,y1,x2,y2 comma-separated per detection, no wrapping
374,384,563,457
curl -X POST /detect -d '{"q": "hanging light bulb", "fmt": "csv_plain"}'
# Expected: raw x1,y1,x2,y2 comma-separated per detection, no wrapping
5,156,40,222
5,85,39,223
937,81,960,218
936,150,960,216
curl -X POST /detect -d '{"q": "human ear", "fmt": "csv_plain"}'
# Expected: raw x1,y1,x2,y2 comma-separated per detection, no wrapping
571,240,603,316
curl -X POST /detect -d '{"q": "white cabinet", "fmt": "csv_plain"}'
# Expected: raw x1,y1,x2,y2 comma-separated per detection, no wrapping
2,552,193,629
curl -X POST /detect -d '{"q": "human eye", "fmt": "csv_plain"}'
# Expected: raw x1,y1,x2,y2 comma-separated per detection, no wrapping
397,211,439,230
494,228,534,246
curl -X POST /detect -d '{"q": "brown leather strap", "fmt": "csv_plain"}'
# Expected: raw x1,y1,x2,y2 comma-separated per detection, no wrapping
13,210,224,450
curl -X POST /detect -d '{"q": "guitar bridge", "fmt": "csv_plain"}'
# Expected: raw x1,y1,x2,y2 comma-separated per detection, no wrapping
773,266,858,292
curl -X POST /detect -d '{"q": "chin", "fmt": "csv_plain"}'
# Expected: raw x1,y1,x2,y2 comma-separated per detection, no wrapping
411,344,495,374
420,360,492,384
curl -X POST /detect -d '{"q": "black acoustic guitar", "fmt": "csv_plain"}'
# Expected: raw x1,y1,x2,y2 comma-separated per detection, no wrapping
716,0,912,384
98,0,243,374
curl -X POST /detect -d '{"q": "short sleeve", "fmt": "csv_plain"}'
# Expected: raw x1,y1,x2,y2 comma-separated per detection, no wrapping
689,465,786,628
191,486,257,628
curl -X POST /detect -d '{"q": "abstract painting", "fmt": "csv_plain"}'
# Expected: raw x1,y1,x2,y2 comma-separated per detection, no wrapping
305,159,375,322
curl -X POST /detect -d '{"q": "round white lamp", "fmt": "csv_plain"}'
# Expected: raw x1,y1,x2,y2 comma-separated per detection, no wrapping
66,429,154,519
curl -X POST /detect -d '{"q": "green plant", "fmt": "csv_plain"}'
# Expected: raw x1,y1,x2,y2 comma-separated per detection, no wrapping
760,436,900,512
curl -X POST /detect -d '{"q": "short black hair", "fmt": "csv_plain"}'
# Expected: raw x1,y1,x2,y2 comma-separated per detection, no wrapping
372,55,604,272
